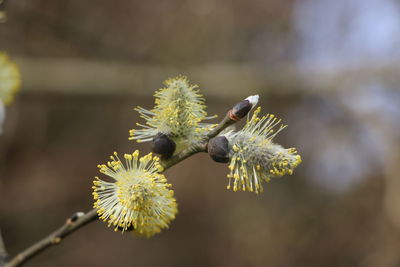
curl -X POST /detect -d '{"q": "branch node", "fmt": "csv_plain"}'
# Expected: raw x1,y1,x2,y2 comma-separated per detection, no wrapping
68,212,85,224
51,238,61,245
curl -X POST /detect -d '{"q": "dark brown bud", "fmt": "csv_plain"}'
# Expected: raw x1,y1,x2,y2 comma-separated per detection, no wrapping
232,100,252,119
208,136,230,163
230,95,259,121
152,133,176,159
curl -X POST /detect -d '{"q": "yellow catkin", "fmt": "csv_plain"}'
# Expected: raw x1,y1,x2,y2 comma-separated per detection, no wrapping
224,107,301,194
129,75,216,154
92,150,178,237
0,52,21,105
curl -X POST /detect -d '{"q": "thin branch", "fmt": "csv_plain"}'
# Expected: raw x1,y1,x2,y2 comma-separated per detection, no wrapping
0,227,7,267
5,98,247,267
161,108,241,169
206,112,236,139
5,210,98,267
160,143,206,170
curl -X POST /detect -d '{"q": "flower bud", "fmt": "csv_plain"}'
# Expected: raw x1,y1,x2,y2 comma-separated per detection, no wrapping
152,133,176,159
208,136,230,163
230,95,259,121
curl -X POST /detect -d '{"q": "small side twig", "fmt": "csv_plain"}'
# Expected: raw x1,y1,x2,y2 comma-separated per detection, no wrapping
207,95,258,139
207,112,236,139
4,210,98,267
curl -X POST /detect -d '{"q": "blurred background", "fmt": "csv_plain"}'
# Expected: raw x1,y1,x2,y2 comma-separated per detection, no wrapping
1,0,400,266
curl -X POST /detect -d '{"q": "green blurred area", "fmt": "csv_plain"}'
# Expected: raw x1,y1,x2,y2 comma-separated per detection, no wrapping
1,1,400,267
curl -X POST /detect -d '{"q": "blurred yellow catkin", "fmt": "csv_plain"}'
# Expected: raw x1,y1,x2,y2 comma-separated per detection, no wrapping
0,52,21,105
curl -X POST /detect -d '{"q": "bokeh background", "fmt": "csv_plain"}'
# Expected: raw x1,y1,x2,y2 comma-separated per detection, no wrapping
1,0,400,266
